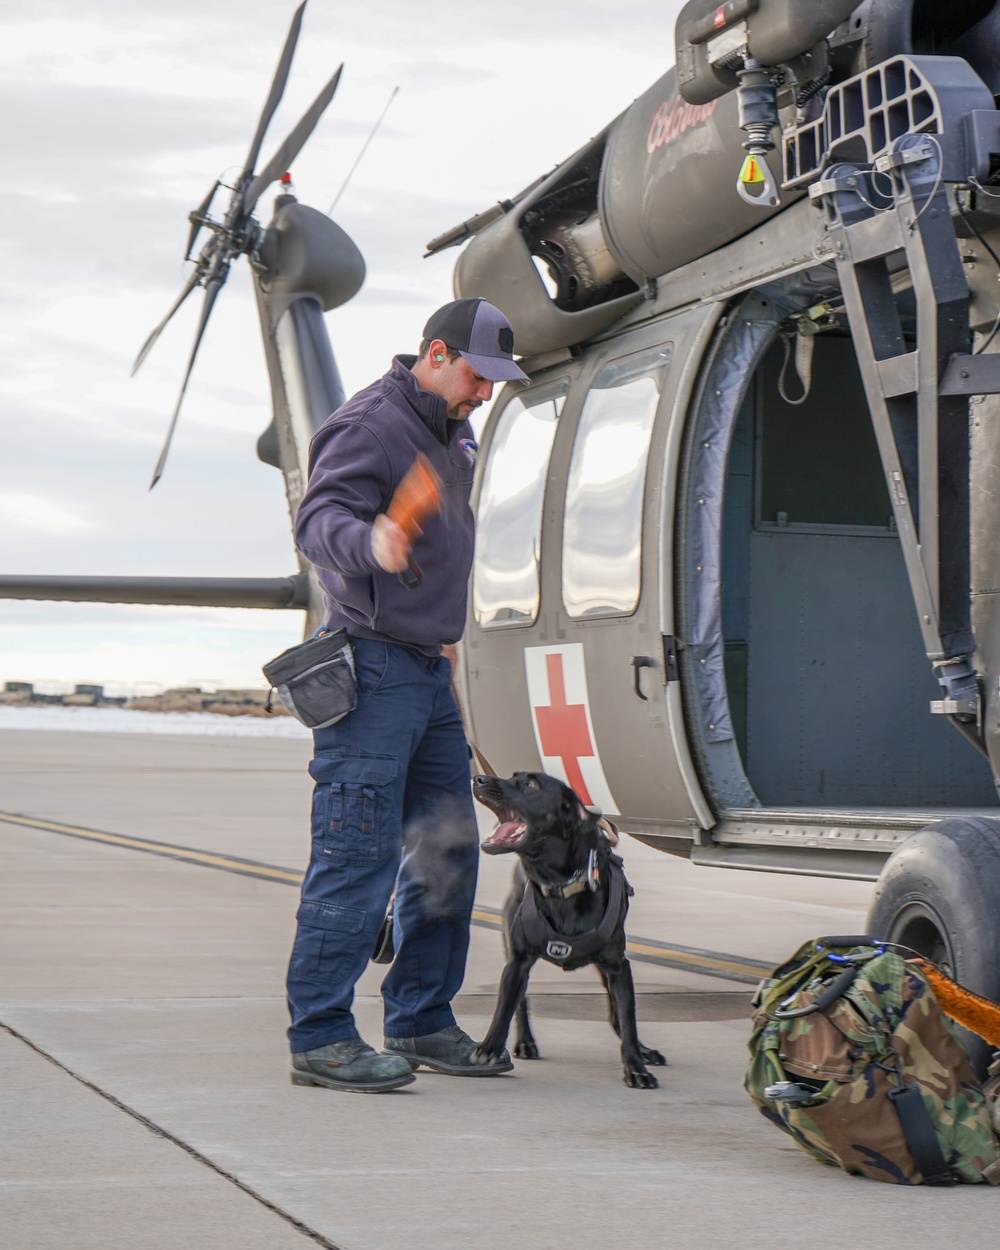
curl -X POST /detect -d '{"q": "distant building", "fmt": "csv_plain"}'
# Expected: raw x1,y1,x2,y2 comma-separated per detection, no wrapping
128,686,279,717
212,689,271,706
4,681,33,693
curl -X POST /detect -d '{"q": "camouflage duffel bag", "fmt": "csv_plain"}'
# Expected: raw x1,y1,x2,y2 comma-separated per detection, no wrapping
746,936,1000,1185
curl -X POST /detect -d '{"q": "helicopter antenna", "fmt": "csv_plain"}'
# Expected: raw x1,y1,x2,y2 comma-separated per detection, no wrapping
327,86,399,216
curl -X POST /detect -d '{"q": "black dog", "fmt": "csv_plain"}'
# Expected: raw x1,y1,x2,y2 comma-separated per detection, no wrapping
471,771,666,1088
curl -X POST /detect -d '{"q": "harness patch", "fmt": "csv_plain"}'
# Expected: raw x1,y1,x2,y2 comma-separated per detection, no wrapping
546,940,573,961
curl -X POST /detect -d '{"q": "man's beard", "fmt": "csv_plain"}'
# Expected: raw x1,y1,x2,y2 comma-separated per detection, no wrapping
446,400,480,421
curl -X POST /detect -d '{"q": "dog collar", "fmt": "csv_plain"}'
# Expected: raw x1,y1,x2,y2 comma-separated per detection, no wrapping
535,821,619,898
537,849,600,897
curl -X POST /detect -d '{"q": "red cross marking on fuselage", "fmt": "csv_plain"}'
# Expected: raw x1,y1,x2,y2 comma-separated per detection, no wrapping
534,653,594,805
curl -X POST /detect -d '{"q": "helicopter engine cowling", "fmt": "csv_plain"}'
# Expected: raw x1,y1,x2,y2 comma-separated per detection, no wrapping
451,77,793,357
255,197,365,311
451,129,644,360
598,68,794,286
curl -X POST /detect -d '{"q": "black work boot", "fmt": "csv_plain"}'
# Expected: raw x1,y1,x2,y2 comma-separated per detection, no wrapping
383,1025,513,1075
291,1038,416,1092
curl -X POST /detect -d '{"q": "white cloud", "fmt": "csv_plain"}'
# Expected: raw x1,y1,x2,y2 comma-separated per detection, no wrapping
0,600,304,690
0,493,98,535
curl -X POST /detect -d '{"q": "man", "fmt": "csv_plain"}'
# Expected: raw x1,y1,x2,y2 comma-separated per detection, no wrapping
287,298,529,1092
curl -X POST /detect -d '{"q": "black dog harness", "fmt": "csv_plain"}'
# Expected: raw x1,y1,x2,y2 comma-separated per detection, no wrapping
517,855,631,971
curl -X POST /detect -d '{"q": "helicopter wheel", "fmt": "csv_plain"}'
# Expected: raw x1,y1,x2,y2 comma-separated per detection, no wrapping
868,817,1000,1079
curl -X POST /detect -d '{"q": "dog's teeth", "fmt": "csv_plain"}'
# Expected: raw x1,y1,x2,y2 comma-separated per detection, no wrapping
515,825,527,838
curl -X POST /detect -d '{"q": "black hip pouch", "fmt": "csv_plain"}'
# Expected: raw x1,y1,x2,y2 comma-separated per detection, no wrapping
262,628,357,730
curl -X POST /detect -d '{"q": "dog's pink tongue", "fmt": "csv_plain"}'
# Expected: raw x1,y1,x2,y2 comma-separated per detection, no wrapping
482,820,523,849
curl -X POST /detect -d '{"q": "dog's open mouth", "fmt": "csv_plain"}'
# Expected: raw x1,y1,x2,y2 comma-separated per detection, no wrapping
473,779,530,855
479,815,528,856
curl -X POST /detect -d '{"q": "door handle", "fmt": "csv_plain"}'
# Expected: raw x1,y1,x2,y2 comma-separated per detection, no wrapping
631,655,655,701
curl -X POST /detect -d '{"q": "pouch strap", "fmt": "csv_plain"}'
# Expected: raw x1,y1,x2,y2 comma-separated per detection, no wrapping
888,1084,955,1186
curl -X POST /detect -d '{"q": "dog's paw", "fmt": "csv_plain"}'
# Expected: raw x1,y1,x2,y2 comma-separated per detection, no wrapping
471,1045,504,1067
514,1039,540,1060
624,1066,659,1089
640,1045,667,1067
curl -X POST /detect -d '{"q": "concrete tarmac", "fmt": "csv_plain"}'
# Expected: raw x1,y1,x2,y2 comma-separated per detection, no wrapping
1,726,996,1249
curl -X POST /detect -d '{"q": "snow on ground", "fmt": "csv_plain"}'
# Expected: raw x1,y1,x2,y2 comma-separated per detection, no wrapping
0,705,312,738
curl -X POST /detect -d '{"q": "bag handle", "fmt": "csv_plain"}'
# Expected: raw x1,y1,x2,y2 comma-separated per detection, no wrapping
774,965,860,1019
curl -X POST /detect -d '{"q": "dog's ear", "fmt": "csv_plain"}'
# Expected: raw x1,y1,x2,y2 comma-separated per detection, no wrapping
574,800,608,848
575,798,606,828
557,783,579,813
597,816,619,847
560,790,589,826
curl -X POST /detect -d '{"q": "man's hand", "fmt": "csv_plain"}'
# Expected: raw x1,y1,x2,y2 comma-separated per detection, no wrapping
441,643,458,677
371,514,412,573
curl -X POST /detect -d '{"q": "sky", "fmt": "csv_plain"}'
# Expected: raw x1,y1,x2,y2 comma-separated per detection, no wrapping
0,0,683,694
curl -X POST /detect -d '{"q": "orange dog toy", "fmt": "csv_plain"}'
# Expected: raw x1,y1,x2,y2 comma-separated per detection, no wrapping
386,453,443,588
914,958,1000,1051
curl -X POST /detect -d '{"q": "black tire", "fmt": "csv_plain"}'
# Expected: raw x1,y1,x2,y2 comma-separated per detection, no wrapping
867,817,1000,1078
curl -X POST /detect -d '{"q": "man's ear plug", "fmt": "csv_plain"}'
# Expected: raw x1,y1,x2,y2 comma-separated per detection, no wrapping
435,354,443,362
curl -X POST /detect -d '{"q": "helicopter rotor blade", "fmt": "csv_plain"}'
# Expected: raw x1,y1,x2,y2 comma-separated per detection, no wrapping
240,0,307,180
131,269,203,377
242,63,343,216
184,180,220,262
148,275,226,490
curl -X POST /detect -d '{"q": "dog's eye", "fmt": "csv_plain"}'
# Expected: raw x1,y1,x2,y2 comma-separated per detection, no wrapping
523,777,539,791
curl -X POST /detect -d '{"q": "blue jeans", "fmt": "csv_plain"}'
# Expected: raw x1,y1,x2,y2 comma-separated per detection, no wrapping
286,638,479,1052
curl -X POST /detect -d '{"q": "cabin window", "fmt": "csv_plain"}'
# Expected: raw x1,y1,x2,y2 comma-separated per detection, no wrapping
473,383,566,627
562,347,670,617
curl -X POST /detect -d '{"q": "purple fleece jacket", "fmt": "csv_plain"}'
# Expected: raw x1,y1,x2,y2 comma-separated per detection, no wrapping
295,355,477,654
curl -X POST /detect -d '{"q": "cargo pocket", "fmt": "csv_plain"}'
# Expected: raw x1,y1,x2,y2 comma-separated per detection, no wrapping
290,900,366,985
309,753,398,866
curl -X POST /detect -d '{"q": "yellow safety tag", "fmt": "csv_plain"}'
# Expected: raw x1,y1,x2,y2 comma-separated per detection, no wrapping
739,155,765,184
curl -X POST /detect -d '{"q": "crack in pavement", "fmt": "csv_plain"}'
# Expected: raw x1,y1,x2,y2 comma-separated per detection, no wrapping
2,1020,344,1250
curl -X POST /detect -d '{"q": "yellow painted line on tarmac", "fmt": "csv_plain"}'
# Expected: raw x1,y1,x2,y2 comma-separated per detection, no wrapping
0,811,303,884
473,907,766,981
625,939,766,980
1,810,769,982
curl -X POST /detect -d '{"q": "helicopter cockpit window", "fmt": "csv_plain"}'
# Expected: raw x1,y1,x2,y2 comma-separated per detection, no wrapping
562,348,671,617
473,383,566,627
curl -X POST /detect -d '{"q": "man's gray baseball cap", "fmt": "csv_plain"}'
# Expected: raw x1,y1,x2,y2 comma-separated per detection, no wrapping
423,298,529,384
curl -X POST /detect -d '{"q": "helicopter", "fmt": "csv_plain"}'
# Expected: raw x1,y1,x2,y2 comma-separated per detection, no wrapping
7,0,1000,1073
